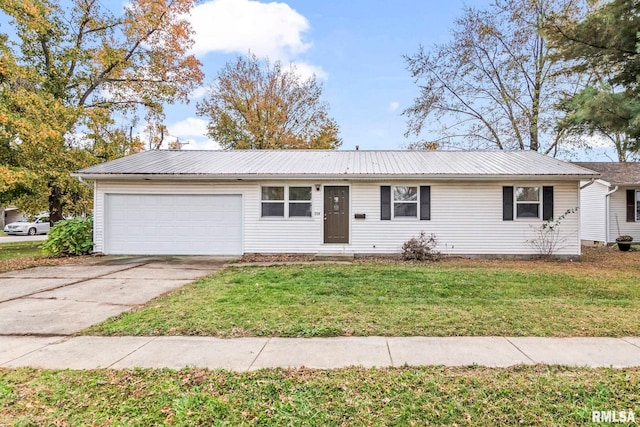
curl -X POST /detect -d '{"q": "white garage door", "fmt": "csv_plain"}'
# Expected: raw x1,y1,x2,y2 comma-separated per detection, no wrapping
105,194,242,255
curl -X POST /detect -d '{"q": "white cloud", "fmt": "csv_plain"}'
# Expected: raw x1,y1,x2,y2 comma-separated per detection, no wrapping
288,61,328,81
168,117,222,150
189,86,209,100
130,118,213,150
388,101,399,112
168,117,209,139
189,0,311,61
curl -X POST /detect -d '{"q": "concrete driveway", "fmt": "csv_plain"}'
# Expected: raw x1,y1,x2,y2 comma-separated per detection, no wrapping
0,256,230,335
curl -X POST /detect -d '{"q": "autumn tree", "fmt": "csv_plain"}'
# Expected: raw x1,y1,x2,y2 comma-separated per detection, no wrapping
197,54,341,150
545,0,640,160
403,0,586,154
0,0,203,221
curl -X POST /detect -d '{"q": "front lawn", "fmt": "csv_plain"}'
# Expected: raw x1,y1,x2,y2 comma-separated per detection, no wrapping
0,240,91,273
0,241,44,261
1,366,638,426
87,255,640,337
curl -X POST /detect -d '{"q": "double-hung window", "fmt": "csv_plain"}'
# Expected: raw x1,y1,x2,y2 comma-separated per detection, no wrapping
515,186,540,218
503,186,553,221
381,185,430,220
261,186,312,218
261,186,285,217
393,186,418,218
637,190,640,221
288,187,312,217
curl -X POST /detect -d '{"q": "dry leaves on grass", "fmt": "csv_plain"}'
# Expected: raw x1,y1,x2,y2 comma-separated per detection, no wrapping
240,246,640,273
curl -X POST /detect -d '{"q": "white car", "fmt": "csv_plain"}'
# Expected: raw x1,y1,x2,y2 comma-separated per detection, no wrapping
3,215,50,236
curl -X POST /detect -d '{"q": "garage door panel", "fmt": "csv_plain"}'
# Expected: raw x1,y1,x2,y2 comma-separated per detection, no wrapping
105,194,242,255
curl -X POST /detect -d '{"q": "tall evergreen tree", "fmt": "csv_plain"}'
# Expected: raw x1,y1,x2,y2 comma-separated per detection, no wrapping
546,0,640,159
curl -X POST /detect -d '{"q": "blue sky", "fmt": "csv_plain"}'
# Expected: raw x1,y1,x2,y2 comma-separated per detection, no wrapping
166,0,494,151
0,0,617,159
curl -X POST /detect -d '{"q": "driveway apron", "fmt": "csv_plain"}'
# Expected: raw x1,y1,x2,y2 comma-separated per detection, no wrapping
0,257,224,335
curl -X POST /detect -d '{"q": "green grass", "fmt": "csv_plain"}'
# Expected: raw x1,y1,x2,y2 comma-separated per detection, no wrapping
87,263,640,337
0,241,44,261
0,366,638,426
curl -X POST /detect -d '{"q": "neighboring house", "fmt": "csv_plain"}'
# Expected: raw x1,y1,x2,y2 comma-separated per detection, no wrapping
573,162,640,244
1,206,25,229
73,150,597,257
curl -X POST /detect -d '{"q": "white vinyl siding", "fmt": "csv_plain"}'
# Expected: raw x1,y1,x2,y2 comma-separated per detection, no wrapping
94,181,323,255
350,181,580,256
247,183,321,253
579,180,608,242
94,179,582,256
608,186,640,242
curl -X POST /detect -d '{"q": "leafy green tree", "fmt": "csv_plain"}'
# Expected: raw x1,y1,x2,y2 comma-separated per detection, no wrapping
545,0,640,159
197,54,341,150
403,0,586,154
0,0,203,221
555,85,640,161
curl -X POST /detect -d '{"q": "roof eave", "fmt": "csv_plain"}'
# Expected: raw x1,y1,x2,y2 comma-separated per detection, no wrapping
72,172,599,181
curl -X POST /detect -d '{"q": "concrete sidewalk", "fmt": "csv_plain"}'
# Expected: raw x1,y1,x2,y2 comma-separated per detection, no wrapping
1,336,639,371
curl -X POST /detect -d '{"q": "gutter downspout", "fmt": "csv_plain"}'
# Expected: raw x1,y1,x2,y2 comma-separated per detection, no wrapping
76,176,92,188
580,178,596,189
605,185,619,244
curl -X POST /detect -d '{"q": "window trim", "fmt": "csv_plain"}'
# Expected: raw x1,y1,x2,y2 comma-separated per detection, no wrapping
392,185,419,219
260,185,312,219
514,186,541,219
637,190,640,222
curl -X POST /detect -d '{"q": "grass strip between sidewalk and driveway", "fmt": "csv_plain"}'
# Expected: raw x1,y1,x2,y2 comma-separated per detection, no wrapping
86,261,640,338
0,240,95,273
0,241,44,261
1,366,638,426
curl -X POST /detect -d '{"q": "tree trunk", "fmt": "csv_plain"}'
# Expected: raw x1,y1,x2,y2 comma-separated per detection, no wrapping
48,184,64,224
529,33,544,152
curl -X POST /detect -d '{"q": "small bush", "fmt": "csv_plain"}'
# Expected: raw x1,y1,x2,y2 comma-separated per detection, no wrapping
527,208,577,257
42,217,94,257
401,232,440,261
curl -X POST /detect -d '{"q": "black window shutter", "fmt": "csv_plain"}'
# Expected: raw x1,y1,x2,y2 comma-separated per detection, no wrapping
627,189,636,222
502,187,513,221
380,186,391,220
420,186,431,220
542,186,554,221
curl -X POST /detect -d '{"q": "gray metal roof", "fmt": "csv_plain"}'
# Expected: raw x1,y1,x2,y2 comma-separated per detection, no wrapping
572,162,640,186
75,150,599,180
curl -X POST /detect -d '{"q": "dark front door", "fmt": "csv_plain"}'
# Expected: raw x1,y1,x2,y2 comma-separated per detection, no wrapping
324,186,349,243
